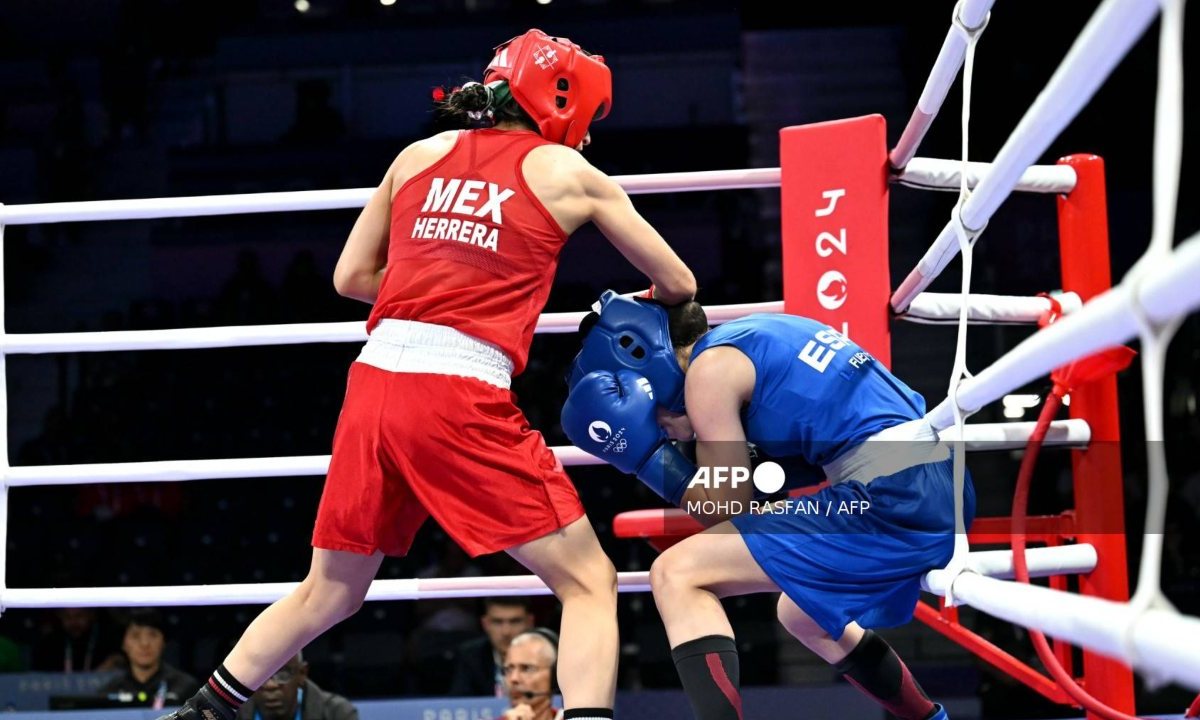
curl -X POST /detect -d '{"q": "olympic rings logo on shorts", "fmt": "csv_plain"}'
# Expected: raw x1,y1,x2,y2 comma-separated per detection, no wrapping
613,439,628,453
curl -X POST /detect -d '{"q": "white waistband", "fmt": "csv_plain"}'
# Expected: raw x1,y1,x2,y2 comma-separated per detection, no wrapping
356,319,514,390
822,418,950,486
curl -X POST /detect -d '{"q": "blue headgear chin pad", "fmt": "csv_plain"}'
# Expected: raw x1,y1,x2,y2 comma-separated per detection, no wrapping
567,290,687,412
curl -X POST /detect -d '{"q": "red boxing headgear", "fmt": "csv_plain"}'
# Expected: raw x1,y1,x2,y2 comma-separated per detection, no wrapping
483,29,612,148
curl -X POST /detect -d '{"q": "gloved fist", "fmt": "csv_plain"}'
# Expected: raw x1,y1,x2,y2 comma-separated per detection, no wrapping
562,369,695,505
561,369,663,475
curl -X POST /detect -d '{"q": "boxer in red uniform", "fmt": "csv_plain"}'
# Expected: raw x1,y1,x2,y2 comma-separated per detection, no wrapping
160,29,695,720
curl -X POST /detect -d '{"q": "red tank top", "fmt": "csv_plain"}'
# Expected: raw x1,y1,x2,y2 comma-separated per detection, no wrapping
368,129,569,376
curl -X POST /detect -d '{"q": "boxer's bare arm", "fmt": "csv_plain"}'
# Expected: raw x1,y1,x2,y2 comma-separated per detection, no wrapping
333,132,457,303
678,348,757,525
523,146,695,303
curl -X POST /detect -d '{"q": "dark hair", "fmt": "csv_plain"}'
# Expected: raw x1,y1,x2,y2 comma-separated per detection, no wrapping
667,301,709,349
124,608,165,634
483,596,532,613
434,81,536,131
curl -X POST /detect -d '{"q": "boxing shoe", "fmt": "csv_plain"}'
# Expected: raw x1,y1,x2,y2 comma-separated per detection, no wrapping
154,685,236,720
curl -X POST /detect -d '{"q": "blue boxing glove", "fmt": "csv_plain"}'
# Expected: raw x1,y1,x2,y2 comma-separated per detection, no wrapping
561,369,696,505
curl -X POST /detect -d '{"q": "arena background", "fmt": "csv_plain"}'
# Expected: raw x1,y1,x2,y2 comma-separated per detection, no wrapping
0,1,1196,717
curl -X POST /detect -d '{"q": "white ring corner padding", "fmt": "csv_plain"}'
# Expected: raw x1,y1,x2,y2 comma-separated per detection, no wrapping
899,291,1083,325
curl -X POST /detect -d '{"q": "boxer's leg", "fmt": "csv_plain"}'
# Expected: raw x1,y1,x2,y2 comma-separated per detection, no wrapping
649,523,777,720
223,548,383,685
509,516,618,720
777,597,940,720
159,548,383,720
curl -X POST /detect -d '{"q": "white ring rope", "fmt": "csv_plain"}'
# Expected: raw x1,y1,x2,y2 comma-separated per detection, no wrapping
898,291,1082,325
0,291,1084,353
4,420,1086,487
0,170,781,226
890,0,1164,313
912,0,1200,692
0,302,782,354
1,291,1073,356
894,158,1075,194
0,546,1092,610
0,161,1072,228
944,572,1200,690
1117,0,1187,685
925,229,1200,428
889,0,995,170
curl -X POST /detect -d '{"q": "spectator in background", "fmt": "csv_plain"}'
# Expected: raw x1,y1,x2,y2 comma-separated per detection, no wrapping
102,609,199,709
448,598,534,697
502,629,560,720
282,78,346,146
217,250,279,325
237,653,356,720
31,607,124,673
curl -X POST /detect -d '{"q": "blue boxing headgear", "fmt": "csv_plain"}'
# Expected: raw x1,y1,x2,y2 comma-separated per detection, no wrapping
567,290,687,412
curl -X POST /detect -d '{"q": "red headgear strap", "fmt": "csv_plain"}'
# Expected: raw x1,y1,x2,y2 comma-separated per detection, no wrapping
483,29,612,148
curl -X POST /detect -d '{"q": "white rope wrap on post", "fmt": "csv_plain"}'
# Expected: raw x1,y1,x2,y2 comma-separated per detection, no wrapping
895,159,1076,194
890,0,1163,312
899,291,1082,325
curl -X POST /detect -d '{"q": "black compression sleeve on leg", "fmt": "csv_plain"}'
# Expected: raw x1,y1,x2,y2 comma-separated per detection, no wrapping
671,635,743,720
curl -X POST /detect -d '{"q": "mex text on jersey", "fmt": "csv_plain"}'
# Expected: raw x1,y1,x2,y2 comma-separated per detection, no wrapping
412,177,515,252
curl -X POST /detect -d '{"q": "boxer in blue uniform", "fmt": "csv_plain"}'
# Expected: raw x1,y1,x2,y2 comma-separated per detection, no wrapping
562,291,975,720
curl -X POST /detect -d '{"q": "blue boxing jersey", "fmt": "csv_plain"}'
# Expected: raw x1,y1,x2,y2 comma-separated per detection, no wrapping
689,314,926,467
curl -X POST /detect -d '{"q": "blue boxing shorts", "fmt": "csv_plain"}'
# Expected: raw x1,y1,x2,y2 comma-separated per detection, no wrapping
731,424,976,640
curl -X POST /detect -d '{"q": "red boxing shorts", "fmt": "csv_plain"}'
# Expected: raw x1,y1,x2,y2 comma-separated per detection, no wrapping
313,361,585,557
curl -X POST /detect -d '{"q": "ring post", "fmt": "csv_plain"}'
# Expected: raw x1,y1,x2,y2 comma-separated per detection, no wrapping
1055,153,1136,716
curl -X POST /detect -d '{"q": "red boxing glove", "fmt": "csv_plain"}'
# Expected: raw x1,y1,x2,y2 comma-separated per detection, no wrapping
589,285,655,313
